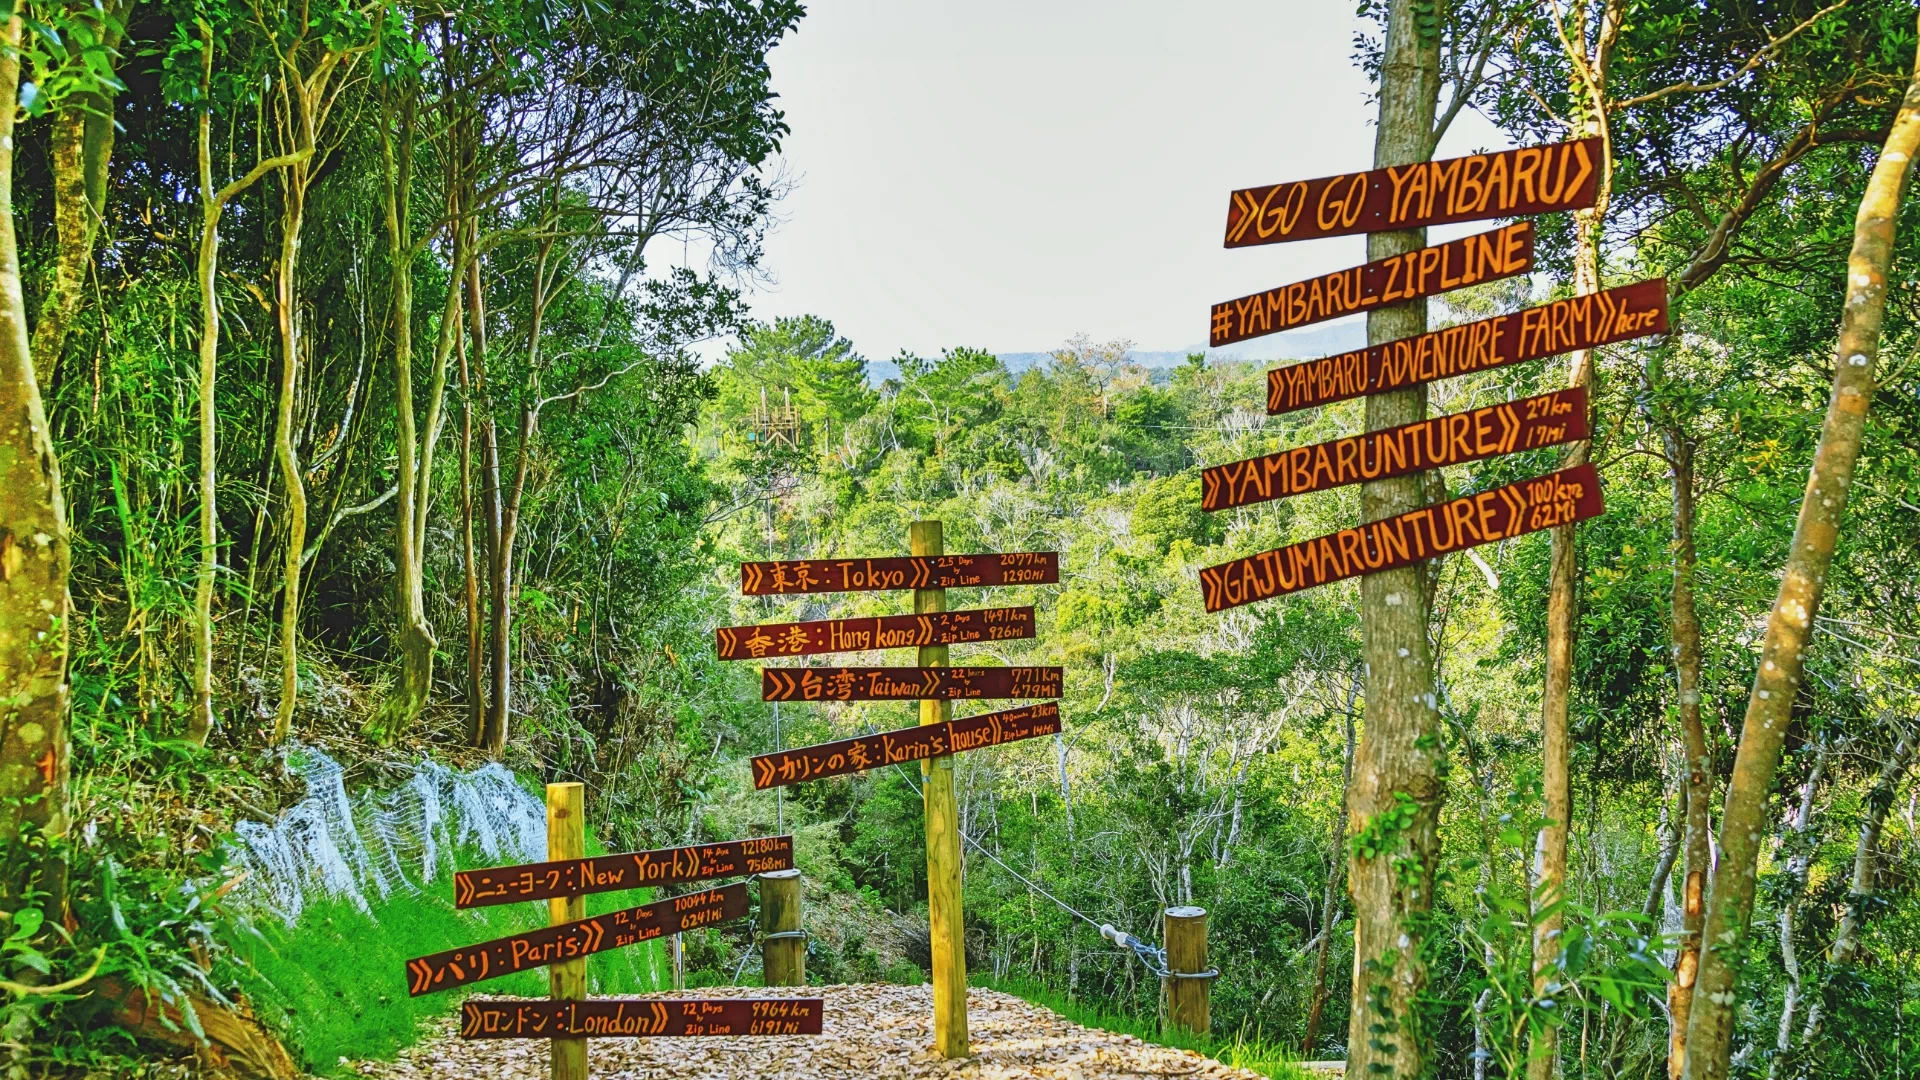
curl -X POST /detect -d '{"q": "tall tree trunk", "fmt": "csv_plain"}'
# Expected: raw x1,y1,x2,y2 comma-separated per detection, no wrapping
469,254,507,756
270,161,309,746
29,0,129,388
189,32,308,747
1801,723,1914,1046
1532,11,1621,1079
1682,37,1920,1080
458,330,484,747
1348,3,1441,1075
0,13,74,905
1662,428,1713,1078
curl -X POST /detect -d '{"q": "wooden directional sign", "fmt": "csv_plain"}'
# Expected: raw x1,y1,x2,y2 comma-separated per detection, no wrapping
1266,279,1667,416
1198,464,1604,613
751,702,1062,790
405,884,748,996
1202,387,1588,512
739,552,1057,595
1211,223,1533,348
761,666,1063,703
715,607,1035,660
453,837,793,909
460,997,825,1039
1224,137,1601,248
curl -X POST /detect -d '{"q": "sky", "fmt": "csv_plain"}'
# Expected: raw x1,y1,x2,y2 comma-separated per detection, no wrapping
734,0,1511,362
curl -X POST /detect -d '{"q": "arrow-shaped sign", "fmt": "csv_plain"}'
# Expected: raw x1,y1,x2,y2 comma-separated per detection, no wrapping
1201,387,1588,511
714,607,1035,660
760,666,1063,702
738,553,1058,595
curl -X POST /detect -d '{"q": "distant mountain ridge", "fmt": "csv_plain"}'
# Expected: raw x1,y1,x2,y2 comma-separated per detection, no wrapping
864,320,1368,385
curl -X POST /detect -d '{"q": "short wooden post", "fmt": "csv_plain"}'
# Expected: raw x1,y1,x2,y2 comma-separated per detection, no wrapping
912,519,969,1058
546,783,587,1080
760,869,805,987
1164,905,1210,1037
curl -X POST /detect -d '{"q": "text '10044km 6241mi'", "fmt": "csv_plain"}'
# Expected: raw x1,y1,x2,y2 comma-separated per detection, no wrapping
405,884,749,996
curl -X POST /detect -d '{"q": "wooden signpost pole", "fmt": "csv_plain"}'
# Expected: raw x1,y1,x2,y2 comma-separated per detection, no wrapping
545,783,588,1080
760,868,805,987
1163,906,1210,1037
912,519,969,1058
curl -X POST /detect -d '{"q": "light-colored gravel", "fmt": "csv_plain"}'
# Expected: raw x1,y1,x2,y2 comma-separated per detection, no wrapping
352,984,1269,1080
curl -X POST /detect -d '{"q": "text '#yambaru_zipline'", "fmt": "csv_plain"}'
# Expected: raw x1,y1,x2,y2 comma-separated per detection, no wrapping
1198,136,1671,610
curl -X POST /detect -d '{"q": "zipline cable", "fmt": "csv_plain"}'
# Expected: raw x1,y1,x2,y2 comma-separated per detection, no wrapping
890,763,1171,978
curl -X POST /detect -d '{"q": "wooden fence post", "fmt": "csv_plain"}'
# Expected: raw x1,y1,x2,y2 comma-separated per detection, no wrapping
1164,905,1210,1038
760,868,805,986
546,782,587,1080
912,519,969,1058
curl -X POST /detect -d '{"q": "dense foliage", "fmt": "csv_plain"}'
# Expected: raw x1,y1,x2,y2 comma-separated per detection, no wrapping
0,1,1916,1079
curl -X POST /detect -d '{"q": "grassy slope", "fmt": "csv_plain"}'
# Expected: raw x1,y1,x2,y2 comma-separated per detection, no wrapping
978,974,1316,1080
226,847,669,1074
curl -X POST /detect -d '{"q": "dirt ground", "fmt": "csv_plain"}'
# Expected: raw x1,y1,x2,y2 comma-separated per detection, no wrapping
349,984,1276,1080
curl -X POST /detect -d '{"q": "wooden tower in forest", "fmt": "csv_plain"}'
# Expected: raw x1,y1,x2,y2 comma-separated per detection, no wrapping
750,386,800,448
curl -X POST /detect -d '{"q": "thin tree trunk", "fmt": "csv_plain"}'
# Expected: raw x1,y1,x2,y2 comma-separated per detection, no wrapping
456,292,484,748
1532,11,1621,1079
1801,724,1915,1046
379,87,430,741
0,13,74,906
469,252,507,756
1304,678,1358,1056
1771,739,1829,1076
1664,430,1713,1079
1683,37,1920,1079
29,0,128,388
270,160,309,746
189,34,308,747
1348,3,1442,1075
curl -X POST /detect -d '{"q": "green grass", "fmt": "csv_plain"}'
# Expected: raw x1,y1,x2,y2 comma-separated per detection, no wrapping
976,974,1318,1080
223,851,669,1075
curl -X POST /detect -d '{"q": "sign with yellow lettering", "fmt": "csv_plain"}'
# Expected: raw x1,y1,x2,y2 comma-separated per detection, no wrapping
761,666,1063,703
1198,464,1604,612
460,997,825,1039
740,552,1057,595
715,607,1035,660
453,837,793,909
1211,223,1533,347
1265,279,1667,416
1203,388,1588,511
751,703,1062,790
403,884,748,996
1224,138,1600,248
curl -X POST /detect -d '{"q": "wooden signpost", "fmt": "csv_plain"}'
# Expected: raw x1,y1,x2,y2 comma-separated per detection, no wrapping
761,665,1064,703
404,785,817,1078
715,606,1035,659
750,702,1063,789
1264,279,1668,415
454,836,794,908
740,551,1057,595
1211,222,1534,347
1202,387,1589,511
406,884,750,997
1223,137,1601,247
1199,464,1604,613
461,998,825,1039
1200,137,1658,634
723,526,1063,1059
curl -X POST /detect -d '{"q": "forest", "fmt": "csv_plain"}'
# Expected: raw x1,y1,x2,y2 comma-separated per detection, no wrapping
1,0,1919,1078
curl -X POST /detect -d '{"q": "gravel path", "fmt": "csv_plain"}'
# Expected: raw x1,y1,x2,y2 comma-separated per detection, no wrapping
352,985,1270,1080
